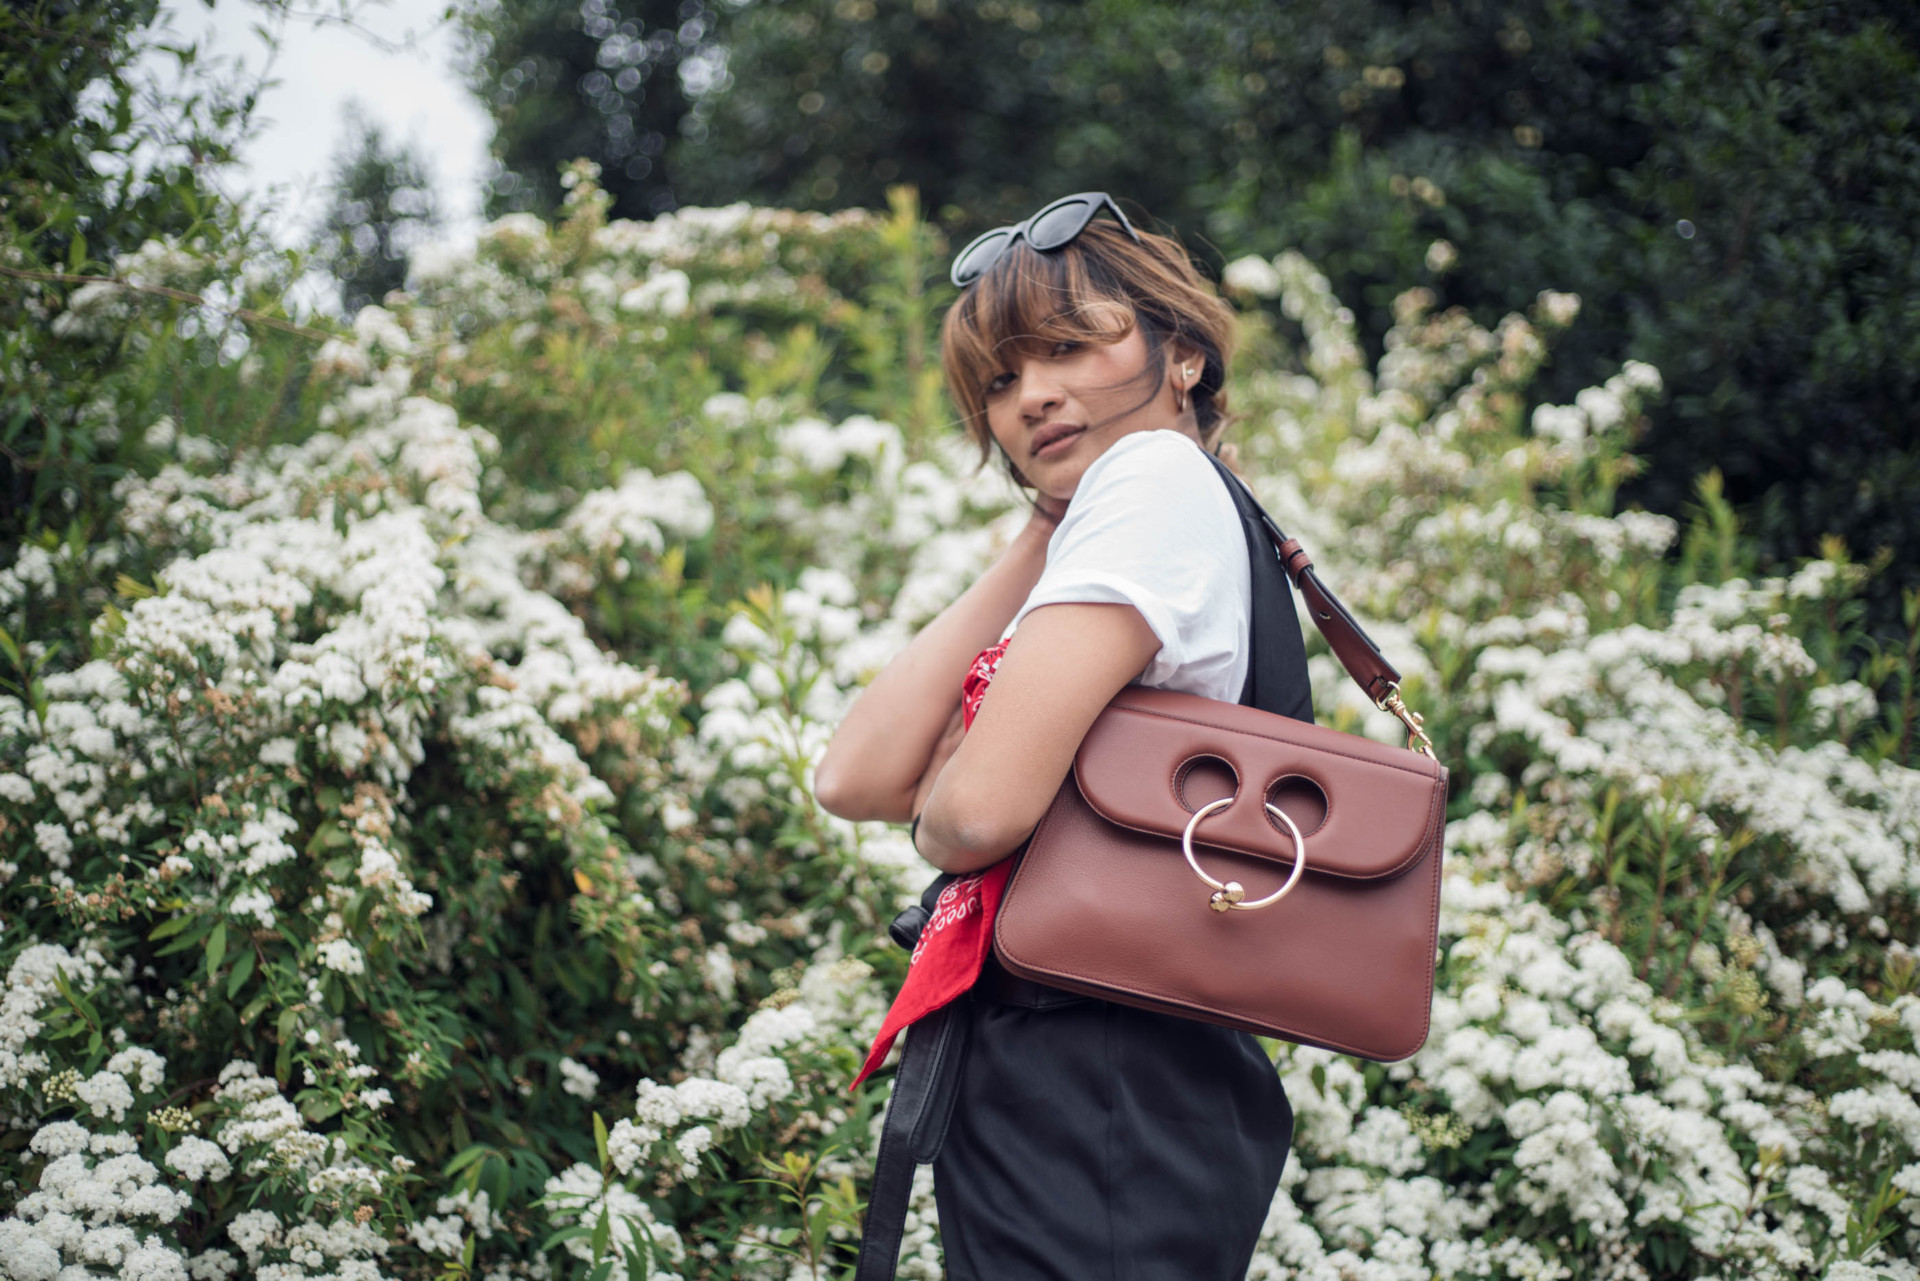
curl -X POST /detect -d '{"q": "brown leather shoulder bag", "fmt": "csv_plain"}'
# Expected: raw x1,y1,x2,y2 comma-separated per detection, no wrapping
992,473,1449,1063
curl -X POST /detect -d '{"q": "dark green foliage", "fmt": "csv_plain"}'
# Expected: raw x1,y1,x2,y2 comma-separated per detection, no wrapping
0,0,282,547
310,105,443,317
459,0,718,218
500,0,1916,627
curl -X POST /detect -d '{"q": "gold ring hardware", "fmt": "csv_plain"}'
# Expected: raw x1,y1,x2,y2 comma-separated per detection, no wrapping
1376,683,1437,760
1180,796,1307,912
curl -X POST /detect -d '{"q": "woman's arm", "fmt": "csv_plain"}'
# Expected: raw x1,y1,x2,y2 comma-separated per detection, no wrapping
813,511,1058,823
911,600,1160,874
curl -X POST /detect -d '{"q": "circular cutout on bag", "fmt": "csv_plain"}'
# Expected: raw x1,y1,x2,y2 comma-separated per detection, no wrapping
1175,754,1239,812
1264,774,1329,838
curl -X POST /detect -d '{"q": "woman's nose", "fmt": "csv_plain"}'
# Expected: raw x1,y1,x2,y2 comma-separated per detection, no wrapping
1017,359,1064,419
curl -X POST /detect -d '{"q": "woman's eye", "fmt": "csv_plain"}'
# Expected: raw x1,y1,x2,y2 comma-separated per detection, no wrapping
986,371,1015,395
1050,340,1080,356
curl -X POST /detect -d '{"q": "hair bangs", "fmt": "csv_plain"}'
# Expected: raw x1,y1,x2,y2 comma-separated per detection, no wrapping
941,228,1143,459
939,215,1240,480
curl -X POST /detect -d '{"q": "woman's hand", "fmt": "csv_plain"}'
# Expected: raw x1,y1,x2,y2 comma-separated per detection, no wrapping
1022,490,1070,539
909,703,968,823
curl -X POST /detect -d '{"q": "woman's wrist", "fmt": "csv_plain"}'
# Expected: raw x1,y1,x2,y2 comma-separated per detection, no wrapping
1013,511,1060,558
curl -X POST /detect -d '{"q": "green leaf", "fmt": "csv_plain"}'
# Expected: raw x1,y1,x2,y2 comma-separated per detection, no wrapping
808,1200,831,1259
68,231,86,272
590,1208,611,1262
148,914,192,941
306,820,349,855
51,966,97,1026
300,1096,342,1124
538,1227,590,1254
225,947,256,999
155,921,211,958
593,1111,610,1172
442,1145,492,1178
205,921,227,980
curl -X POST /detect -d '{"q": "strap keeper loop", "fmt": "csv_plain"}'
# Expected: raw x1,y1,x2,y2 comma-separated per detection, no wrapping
1275,537,1314,580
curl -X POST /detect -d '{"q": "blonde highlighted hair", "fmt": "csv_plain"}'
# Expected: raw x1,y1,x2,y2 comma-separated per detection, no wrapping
939,218,1240,481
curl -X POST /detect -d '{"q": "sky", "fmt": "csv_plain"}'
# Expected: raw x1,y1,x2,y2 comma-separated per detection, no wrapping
154,0,493,251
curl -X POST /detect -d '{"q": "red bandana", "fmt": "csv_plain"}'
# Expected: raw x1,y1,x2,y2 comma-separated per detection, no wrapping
851,638,1013,1091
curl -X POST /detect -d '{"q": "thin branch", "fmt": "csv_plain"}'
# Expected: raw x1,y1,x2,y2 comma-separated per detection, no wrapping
2,266,336,343
276,6,451,56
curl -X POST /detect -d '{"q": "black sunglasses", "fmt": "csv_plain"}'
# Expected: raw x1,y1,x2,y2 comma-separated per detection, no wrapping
949,192,1143,288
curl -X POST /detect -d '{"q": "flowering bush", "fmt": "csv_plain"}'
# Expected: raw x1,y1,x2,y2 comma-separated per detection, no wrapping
4,174,1915,1281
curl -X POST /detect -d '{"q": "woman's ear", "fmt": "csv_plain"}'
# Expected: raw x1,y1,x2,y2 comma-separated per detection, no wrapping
1167,340,1205,392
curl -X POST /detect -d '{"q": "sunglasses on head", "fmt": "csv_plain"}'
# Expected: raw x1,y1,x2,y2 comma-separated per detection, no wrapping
949,192,1143,288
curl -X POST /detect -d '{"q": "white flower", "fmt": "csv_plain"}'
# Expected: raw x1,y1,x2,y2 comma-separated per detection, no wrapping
674,1125,713,1176
75,1068,136,1121
407,1215,466,1256
1537,289,1581,326
29,1121,92,1157
618,269,691,317
558,1056,600,1100
106,1046,167,1092
1222,255,1283,297
166,1136,232,1183
316,939,366,975
228,889,276,929
33,823,74,868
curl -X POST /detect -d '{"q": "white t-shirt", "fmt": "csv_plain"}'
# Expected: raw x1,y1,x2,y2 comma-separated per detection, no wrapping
1008,429,1251,702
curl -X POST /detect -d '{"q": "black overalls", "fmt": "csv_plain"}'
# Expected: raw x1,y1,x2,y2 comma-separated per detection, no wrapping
862,453,1316,1281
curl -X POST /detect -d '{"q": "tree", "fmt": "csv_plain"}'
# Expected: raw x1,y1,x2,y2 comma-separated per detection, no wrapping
0,0,262,538
641,0,1920,628
310,104,443,317
458,0,721,219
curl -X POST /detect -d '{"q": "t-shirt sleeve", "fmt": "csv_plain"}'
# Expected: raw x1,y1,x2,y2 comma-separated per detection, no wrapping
1009,431,1250,696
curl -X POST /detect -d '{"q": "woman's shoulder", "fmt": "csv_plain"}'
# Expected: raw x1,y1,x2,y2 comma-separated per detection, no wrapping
1071,430,1240,525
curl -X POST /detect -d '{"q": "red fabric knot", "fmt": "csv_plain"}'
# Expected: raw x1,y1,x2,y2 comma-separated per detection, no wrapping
961,636,1011,731
851,637,1014,1091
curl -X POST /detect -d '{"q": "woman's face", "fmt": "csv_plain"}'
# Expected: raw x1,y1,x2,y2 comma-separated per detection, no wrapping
983,321,1198,503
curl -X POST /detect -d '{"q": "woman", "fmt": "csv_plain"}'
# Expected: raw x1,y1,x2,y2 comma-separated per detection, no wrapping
813,194,1307,1280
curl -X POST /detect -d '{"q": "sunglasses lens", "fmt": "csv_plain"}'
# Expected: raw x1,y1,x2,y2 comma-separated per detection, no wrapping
952,229,1013,284
1027,198,1095,250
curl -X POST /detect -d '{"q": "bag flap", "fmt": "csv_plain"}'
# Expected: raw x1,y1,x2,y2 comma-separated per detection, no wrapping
1072,685,1447,882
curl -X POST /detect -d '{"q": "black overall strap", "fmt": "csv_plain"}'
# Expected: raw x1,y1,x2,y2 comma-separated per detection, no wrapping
1203,451,1315,723
1202,451,1406,709
853,996,972,1281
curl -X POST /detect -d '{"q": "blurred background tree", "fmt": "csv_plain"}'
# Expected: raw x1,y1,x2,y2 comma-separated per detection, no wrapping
454,0,1920,630
459,0,721,217
0,0,265,538
310,104,444,316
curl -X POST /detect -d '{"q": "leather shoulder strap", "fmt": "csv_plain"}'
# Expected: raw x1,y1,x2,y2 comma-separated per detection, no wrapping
1204,453,1404,706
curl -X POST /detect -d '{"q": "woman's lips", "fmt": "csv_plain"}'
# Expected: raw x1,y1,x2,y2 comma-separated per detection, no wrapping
1031,426,1085,459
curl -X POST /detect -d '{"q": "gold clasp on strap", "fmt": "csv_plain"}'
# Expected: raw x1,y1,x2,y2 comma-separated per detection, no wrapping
1181,797,1307,912
1376,684,1437,760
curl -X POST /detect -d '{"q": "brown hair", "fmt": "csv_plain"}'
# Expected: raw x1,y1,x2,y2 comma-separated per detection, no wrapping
939,218,1239,485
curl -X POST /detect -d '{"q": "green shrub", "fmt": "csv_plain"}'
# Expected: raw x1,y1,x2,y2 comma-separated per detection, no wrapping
3,181,1916,1280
